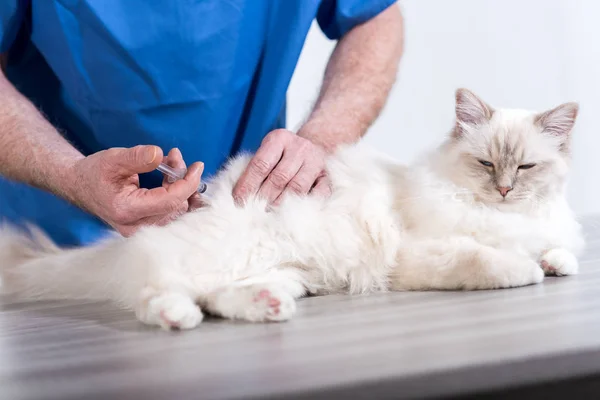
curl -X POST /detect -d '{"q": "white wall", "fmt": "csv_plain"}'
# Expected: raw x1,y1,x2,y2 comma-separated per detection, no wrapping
288,0,600,216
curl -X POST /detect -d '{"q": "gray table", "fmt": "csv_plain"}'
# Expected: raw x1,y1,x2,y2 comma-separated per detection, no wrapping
2,217,600,400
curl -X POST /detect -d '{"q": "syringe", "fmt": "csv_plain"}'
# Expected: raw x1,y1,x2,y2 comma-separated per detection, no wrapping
156,162,207,194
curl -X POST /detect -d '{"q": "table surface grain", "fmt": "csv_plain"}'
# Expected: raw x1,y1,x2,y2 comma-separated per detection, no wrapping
2,217,600,400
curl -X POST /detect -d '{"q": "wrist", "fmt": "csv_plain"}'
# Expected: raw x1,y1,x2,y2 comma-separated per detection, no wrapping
48,153,87,206
298,116,365,153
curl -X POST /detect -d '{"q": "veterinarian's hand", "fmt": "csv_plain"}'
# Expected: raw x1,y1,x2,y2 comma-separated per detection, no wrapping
161,148,205,212
66,145,204,237
233,129,331,205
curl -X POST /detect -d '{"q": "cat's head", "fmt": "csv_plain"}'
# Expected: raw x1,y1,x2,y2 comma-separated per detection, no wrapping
441,88,578,208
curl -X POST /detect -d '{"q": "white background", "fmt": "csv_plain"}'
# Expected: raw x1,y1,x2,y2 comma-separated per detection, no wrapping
288,0,599,216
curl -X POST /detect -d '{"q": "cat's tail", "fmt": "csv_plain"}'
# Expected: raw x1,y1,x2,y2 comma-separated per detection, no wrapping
0,225,137,306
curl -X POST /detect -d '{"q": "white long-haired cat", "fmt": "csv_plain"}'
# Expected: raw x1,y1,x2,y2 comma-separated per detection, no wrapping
0,89,584,330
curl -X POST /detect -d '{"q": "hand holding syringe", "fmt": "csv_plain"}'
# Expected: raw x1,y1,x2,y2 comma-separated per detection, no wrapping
157,162,207,194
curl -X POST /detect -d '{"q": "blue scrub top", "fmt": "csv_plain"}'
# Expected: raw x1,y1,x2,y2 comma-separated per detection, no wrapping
0,0,395,246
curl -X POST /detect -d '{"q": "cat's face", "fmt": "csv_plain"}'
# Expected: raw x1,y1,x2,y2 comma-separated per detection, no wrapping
444,89,578,207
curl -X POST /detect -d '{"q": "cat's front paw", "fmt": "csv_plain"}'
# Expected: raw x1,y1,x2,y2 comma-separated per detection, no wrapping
500,257,545,288
137,291,204,330
540,248,578,276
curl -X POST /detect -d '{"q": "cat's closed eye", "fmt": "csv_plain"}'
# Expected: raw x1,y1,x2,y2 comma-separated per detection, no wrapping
478,160,494,167
518,163,536,170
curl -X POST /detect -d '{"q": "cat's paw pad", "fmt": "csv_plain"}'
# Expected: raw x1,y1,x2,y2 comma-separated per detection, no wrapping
245,287,296,322
203,284,297,322
541,249,578,276
142,292,203,330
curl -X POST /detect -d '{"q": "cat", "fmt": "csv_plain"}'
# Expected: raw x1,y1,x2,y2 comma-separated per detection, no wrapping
0,88,585,330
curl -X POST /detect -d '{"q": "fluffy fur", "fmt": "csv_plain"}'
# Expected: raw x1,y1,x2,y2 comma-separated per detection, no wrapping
0,89,585,330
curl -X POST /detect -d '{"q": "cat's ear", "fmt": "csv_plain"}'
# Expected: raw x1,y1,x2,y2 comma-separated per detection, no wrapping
453,88,494,138
535,102,579,146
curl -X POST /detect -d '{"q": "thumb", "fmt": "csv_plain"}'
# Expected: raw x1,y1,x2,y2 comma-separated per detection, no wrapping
115,145,163,175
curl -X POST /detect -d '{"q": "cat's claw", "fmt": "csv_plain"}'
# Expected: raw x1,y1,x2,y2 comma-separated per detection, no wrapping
541,248,579,276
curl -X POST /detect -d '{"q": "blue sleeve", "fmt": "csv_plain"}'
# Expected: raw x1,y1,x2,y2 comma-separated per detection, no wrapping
316,0,397,40
0,0,27,52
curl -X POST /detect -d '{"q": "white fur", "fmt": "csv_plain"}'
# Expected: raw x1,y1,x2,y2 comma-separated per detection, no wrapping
0,92,585,330
541,248,579,276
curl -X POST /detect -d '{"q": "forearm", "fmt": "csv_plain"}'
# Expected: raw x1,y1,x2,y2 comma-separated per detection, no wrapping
0,61,84,201
299,4,404,151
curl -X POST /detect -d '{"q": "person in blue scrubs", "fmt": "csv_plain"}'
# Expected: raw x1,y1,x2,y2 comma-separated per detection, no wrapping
0,1,403,247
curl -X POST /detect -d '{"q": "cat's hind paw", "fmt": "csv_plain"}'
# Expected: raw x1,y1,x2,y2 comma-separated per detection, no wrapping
203,284,296,323
541,248,579,276
137,291,203,330
248,288,295,322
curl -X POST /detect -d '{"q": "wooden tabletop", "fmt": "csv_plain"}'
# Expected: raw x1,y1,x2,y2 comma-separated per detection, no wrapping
2,217,600,400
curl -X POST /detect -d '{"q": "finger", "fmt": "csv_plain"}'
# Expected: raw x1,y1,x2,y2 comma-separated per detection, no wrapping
310,175,332,198
129,201,189,230
115,224,138,238
289,163,324,196
126,162,203,219
187,193,205,211
162,148,187,187
232,139,285,203
258,152,304,204
272,163,323,205
168,148,186,170
111,145,163,176
152,202,189,225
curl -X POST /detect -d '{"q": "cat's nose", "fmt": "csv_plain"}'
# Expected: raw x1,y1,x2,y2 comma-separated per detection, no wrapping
497,186,513,197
